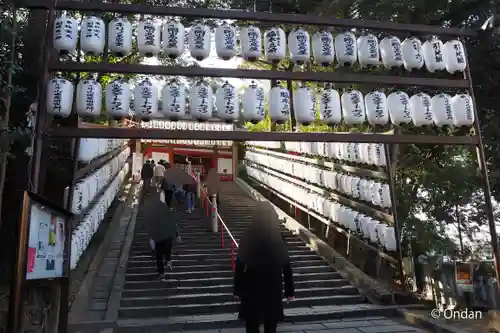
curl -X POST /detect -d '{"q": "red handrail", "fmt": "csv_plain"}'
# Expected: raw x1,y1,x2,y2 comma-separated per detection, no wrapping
190,171,239,271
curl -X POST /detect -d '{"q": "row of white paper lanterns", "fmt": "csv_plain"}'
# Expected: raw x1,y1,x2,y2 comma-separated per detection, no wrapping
246,165,396,251
71,147,130,215
55,15,467,74
71,163,130,269
246,150,391,208
77,138,128,163
47,77,475,128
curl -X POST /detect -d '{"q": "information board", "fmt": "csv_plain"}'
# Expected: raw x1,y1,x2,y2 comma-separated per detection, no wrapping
25,200,67,280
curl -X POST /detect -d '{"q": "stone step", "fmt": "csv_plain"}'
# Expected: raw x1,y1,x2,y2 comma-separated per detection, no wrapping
126,258,327,269
124,270,342,282
125,264,334,275
127,252,322,262
119,294,367,318
116,305,399,332
121,284,356,298
124,277,345,290
129,242,309,252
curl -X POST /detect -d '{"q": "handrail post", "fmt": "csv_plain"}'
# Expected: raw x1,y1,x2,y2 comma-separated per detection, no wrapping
211,194,218,232
221,218,225,248
231,241,235,272
196,172,201,200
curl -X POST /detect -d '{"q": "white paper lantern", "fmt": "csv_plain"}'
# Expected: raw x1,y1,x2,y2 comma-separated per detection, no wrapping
430,93,453,127
288,28,310,65
380,184,391,208
444,40,467,74
375,224,387,246
409,93,433,126
335,32,357,66
268,83,291,124
311,30,335,66
451,94,475,127
215,81,239,123
372,144,386,166
108,17,133,57
368,220,380,243
293,85,316,125
162,21,185,59
242,81,265,124
80,16,105,56
78,139,98,163
240,26,262,61
319,85,341,125
76,79,102,118
188,24,211,61
383,227,397,251
357,34,380,68
264,27,286,63
137,20,161,57
380,36,403,69
134,78,159,121
423,36,446,72
189,81,213,121
341,90,365,125
53,14,78,55
361,216,374,239
387,91,412,125
215,25,237,60
105,79,131,120
161,79,186,120
365,91,389,125
401,37,424,71
46,78,74,118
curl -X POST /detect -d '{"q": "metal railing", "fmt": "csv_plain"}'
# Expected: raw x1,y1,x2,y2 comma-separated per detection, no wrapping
190,171,239,271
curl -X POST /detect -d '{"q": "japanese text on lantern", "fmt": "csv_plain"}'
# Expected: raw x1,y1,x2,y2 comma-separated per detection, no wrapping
391,39,403,60
372,93,385,119
321,92,333,118
321,35,332,56
454,44,465,64
224,28,236,50
443,95,453,121
223,85,235,115
197,86,209,113
432,41,443,63
170,84,181,112
308,90,316,116
255,88,265,116
350,92,363,118
367,38,378,58
462,95,473,120
52,79,62,113
194,27,205,49
344,35,354,57
140,81,153,115
280,91,290,116
412,40,423,61
166,24,179,49
115,20,125,47
85,21,94,39
247,28,259,52
399,93,410,119
54,20,62,40
111,82,124,111
296,30,308,55
144,22,155,46
93,20,101,38
85,81,95,113
266,29,279,54
422,96,433,121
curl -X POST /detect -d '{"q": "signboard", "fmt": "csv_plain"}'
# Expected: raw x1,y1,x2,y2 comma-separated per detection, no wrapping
455,261,474,292
140,120,234,131
25,193,72,280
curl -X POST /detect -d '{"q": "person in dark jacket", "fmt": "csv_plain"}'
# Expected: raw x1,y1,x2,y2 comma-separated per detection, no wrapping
183,183,196,213
160,178,175,210
233,201,295,333
141,193,181,281
141,160,154,194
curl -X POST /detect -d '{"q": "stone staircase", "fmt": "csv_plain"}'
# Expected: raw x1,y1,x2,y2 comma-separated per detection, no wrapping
116,183,403,332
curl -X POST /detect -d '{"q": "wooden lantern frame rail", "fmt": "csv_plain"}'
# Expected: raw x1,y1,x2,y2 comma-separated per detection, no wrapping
7,1,499,333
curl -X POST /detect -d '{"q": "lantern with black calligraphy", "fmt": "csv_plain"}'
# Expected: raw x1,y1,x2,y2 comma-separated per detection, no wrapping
242,81,265,124
189,81,213,121
268,82,290,124
240,26,262,61
430,93,453,127
80,16,105,56
335,32,357,67
451,94,475,127
133,78,159,121
161,79,186,121
444,39,467,74
341,90,366,125
312,30,334,66
105,79,131,120
137,19,161,57
368,220,380,243
293,84,316,125
108,17,133,57
264,27,286,63
401,37,424,71
409,93,434,126
365,91,388,126
375,224,387,246
422,36,446,72
380,36,403,69
387,91,412,125
46,78,74,118
319,84,341,125
53,14,78,55
357,33,380,68
189,24,211,61
76,79,102,118
162,21,185,59
215,81,239,123
215,25,237,60
288,28,310,65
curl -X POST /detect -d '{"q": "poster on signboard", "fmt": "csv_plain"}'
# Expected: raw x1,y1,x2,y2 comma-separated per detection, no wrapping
26,200,66,280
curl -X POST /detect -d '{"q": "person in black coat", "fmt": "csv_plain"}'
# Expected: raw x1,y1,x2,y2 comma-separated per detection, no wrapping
233,201,295,333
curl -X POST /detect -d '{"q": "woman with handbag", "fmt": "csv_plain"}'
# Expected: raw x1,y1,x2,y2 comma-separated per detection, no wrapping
233,202,295,333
